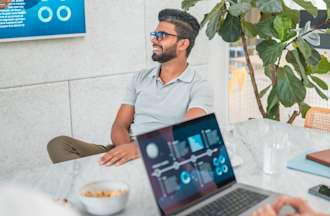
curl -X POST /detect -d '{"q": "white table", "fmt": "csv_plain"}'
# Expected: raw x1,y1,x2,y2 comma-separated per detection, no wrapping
1,119,329,215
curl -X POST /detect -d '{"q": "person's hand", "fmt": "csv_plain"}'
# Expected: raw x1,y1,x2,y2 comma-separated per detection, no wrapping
0,0,11,9
273,196,322,216
252,196,327,216
252,204,277,216
99,143,139,166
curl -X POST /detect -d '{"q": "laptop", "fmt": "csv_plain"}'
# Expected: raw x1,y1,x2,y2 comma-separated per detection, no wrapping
136,113,283,216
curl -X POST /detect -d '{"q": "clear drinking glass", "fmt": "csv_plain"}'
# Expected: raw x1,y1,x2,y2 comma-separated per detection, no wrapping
262,133,289,175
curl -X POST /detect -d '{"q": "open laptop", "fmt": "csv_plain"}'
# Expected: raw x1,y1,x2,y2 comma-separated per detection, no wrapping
136,113,283,216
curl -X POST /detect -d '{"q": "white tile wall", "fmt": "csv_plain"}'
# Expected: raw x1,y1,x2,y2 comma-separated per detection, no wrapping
70,73,133,145
0,0,146,88
0,83,71,176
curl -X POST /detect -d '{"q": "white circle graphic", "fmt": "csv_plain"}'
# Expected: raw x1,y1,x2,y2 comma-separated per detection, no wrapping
38,6,53,23
57,5,71,22
146,143,159,159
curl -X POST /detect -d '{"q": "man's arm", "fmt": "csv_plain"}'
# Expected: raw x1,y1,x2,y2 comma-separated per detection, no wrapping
99,104,139,166
184,107,207,120
111,104,135,146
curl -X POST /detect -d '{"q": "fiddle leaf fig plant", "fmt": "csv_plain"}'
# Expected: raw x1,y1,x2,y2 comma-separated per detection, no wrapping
182,0,330,123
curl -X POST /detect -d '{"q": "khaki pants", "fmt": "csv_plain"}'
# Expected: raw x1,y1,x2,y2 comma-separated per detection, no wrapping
47,136,114,163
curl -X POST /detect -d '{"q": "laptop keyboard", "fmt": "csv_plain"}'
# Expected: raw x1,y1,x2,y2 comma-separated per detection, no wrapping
187,188,269,216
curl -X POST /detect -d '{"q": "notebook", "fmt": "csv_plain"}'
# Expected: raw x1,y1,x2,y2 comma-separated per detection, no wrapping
287,149,330,179
306,149,330,167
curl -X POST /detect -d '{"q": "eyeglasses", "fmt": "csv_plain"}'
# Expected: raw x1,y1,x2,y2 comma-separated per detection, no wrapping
150,31,178,41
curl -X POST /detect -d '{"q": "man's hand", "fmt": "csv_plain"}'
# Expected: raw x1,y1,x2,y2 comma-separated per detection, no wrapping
99,143,139,166
251,204,277,216
252,196,328,216
272,196,324,216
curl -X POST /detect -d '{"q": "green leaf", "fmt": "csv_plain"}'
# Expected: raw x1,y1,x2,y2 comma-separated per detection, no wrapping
286,49,312,87
255,16,277,39
182,0,202,11
308,47,321,66
264,64,275,79
296,37,311,60
310,75,329,90
200,2,224,28
311,82,329,100
292,0,318,17
300,21,321,46
218,14,241,42
229,2,251,17
256,39,284,66
299,102,311,118
241,20,258,37
276,66,306,107
259,84,272,98
273,15,294,41
322,0,330,19
282,1,300,26
266,88,280,120
326,29,330,35
256,0,282,13
314,55,330,74
205,10,222,39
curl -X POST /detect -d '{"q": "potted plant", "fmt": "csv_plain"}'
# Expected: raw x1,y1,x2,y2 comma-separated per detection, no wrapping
182,0,330,123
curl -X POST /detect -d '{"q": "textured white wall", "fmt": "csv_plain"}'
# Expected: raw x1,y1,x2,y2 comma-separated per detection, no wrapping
0,0,228,176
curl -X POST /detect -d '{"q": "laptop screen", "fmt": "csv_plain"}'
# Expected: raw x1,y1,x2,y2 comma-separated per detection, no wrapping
137,113,236,215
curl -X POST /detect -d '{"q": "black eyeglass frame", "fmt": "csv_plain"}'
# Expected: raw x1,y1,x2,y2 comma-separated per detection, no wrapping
150,31,185,41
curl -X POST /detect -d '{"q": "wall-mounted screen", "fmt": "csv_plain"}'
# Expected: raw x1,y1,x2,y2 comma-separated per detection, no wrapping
0,0,86,42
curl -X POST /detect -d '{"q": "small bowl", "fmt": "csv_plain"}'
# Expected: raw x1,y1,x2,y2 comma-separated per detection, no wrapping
79,180,129,215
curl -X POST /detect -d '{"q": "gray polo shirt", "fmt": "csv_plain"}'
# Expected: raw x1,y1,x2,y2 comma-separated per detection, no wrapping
122,64,213,136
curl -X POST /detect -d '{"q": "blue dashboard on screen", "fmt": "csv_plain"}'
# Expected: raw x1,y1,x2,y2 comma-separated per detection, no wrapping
0,0,85,41
137,114,236,215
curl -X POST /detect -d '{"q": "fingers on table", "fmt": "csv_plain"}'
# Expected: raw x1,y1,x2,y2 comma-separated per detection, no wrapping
273,195,310,214
252,204,276,216
100,150,122,165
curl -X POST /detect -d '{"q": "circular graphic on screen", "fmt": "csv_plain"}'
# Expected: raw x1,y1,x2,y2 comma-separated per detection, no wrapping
216,167,223,176
180,171,191,184
146,143,159,159
219,155,226,164
57,5,71,22
222,165,228,173
38,6,53,23
213,157,219,166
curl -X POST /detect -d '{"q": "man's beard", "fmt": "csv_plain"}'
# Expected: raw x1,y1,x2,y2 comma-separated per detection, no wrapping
152,44,177,63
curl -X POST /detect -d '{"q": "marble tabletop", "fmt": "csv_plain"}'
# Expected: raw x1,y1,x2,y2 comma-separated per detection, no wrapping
1,119,330,215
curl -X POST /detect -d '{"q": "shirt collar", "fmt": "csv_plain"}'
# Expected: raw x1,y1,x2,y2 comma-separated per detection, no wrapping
148,63,195,83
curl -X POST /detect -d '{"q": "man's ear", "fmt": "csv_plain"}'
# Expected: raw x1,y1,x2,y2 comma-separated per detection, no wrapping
178,39,190,52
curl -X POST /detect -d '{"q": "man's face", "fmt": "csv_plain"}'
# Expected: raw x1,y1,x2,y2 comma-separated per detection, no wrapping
151,22,179,63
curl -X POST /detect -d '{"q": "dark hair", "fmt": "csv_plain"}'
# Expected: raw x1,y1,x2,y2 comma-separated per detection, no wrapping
158,9,200,57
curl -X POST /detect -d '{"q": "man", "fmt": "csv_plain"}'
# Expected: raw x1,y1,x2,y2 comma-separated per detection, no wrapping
47,8,213,166
253,196,330,216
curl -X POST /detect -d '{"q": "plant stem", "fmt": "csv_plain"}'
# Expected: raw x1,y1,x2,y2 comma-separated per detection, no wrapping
241,31,266,118
287,110,300,124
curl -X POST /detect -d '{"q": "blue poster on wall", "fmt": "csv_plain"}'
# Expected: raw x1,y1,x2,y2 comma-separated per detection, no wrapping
0,0,86,42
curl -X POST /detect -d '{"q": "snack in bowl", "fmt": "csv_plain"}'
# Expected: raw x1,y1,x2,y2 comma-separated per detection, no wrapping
79,181,129,216
83,190,127,198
